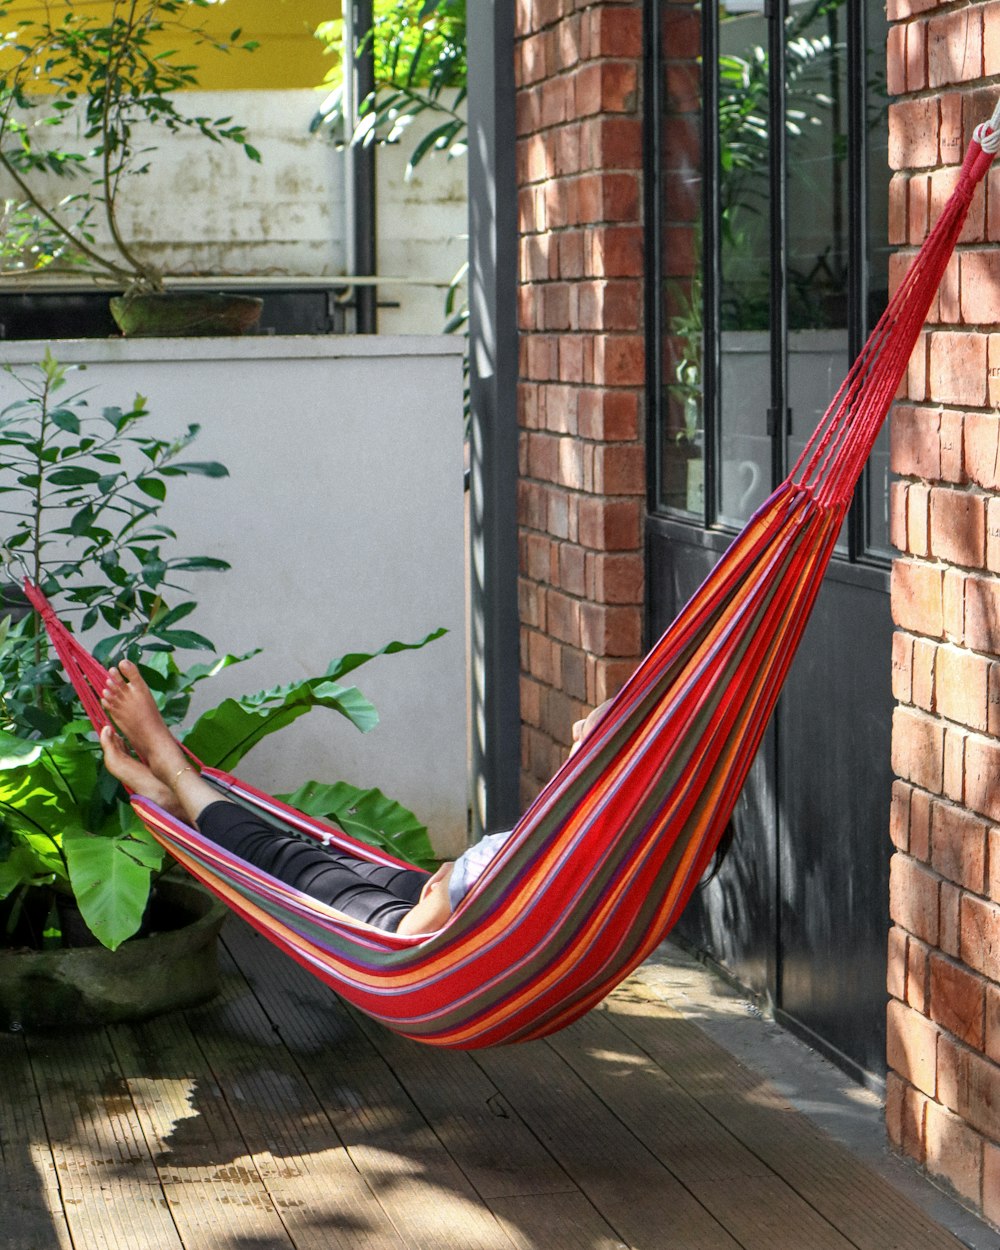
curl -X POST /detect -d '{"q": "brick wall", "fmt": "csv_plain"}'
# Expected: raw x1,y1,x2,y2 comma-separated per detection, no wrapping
887,0,1000,1224
514,0,646,806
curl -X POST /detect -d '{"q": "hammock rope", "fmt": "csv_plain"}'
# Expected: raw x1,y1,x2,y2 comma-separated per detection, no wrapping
23,118,998,1049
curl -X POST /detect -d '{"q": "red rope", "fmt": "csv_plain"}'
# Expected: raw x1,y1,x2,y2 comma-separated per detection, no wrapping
791,136,994,505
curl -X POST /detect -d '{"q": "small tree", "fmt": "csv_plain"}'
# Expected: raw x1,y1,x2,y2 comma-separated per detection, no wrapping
0,0,261,292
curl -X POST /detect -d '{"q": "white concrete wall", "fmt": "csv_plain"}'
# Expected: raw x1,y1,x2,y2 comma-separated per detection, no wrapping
0,336,469,857
1,90,468,336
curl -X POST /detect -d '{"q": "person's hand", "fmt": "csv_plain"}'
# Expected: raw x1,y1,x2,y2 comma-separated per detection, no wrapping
570,699,613,755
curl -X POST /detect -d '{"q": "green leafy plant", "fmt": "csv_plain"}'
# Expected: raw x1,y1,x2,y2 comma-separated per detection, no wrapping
0,355,437,951
312,0,466,176
0,0,261,292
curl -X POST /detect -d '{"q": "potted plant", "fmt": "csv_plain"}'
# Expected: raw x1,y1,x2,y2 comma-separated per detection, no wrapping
0,0,264,335
0,353,438,1026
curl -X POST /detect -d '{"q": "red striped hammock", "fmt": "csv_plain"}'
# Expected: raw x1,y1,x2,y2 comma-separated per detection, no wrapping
27,122,998,1049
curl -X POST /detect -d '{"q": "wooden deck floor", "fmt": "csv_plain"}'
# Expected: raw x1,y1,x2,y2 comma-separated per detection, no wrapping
2,918,970,1250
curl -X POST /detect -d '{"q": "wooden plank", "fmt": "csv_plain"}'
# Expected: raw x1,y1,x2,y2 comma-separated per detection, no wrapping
226,920,516,1250
154,940,406,1250
0,1033,75,1250
346,1000,585,1201
547,1002,857,1250
24,1026,184,1250
108,1009,297,1250
490,1191,630,1250
474,1032,743,1249
605,980,969,1250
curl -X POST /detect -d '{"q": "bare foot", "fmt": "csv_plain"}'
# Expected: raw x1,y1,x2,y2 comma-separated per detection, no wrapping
99,725,184,819
101,659,189,785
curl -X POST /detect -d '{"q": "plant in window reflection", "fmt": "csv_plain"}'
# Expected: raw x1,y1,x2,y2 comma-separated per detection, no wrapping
666,0,866,423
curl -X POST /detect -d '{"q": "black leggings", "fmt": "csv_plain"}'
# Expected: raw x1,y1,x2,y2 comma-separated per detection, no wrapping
197,801,428,932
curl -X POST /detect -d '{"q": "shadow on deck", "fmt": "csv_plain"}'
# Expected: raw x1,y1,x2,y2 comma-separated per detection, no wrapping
0,918,976,1250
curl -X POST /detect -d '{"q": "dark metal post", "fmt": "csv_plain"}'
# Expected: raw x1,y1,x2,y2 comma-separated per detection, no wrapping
346,0,378,333
467,2,520,836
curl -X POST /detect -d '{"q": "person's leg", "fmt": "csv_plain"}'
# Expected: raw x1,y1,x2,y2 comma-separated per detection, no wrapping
196,801,426,929
100,660,428,930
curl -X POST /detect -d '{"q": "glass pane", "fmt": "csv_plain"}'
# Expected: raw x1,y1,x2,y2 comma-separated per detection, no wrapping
658,0,705,515
785,0,850,552
718,0,771,527
864,0,892,557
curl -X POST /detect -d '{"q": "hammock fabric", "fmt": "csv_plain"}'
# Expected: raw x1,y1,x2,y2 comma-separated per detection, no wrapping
25,121,999,1050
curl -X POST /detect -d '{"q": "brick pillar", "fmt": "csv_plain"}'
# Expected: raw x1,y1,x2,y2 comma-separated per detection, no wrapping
886,1,1000,1225
514,0,646,807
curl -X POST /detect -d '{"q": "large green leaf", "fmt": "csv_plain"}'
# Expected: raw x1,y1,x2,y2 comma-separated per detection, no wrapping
0,844,56,899
277,779,436,870
63,823,164,950
180,681,378,772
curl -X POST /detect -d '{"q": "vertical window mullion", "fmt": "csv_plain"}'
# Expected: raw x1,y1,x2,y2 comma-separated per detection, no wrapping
769,0,788,489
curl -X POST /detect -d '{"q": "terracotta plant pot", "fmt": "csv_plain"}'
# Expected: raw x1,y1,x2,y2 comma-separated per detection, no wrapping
110,290,263,337
0,876,227,1029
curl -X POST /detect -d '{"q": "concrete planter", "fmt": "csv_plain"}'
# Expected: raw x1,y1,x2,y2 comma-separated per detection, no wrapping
0,877,226,1030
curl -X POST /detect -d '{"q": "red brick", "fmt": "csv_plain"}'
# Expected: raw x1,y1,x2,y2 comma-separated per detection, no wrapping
911,787,933,861
892,480,909,554
942,725,966,802
904,331,929,402
587,5,644,59
546,588,582,646
966,414,1000,493
891,780,913,852
557,543,586,596
518,577,546,630
577,279,642,332
966,732,1000,824
985,1141,1000,1226
908,483,931,557
929,332,989,407
927,8,983,87
940,410,966,484
887,23,907,94
590,551,644,605
961,252,1000,325
909,175,931,246
939,253,961,325
910,938,931,1013
578,388,640,440
888,925,908,1001
982,0,1000,74
991,823,1000,898
891,406,942,479
987,982,1000,1064
891,560,945,637
887,997,939,1097
929,488,986,569
939,1031,1000,1140
940,93,965,167
931,800,989,892
586,224,644,277
989,659,1000,734
890,852,941,946
593,444,645,495
912,636,936,711
594,334,645,386
886,0,937,20
932,169,986,244
935,646,989,731
924,1100,984,1207
929,954,986,1048
889,173,908,244
580,602,642,658
892,631,915,704
964,574,1000,651
520,674,543,728
886,1071,927,1161
941,880,962,957
960,893,1000,980
889,97,940,170
577,496,641,551
944,567,966,643
561,645,587,702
